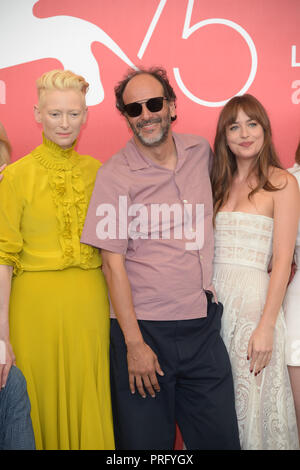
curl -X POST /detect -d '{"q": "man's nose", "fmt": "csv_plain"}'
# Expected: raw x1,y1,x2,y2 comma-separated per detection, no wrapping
140,102,152,121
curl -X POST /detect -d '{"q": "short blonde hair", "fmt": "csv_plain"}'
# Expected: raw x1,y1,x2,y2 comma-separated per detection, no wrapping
36,69,89,104
0,122,11,166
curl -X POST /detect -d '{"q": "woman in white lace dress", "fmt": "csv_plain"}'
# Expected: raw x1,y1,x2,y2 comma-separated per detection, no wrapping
211,94,299,449
283,140,300,444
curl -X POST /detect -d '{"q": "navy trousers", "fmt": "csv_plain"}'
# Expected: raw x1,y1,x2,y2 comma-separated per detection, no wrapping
0,366,35,450
110,294,240,450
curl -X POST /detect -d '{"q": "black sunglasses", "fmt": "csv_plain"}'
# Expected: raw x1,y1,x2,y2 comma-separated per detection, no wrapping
124,97,168,117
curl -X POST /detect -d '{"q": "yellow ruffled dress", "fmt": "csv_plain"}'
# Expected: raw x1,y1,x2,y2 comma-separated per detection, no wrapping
0,135,115,450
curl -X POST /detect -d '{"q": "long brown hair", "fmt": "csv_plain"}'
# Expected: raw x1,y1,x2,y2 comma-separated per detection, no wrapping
295,140,300,165
0,122,11,166
211,94,283,222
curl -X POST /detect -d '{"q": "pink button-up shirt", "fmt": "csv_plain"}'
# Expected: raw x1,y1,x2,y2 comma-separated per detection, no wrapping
81,133,215,320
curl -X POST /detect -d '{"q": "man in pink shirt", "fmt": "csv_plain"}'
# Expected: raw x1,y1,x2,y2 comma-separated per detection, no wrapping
81,67,240,450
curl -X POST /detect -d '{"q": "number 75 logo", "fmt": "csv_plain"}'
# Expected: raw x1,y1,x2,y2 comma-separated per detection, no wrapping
139,0,257,107
0,0,257,108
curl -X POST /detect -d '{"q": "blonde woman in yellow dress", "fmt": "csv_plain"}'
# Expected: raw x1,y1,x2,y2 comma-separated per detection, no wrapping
0,70,115,450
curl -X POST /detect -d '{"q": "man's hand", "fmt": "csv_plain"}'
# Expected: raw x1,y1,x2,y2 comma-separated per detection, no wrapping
101,250,165,397
0,164,6,181
127,342,164,398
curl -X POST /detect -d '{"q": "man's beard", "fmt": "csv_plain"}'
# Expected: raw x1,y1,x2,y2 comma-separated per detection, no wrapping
129,111,171,147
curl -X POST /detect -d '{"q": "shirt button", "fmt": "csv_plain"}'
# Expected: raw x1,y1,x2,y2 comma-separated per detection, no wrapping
200,255,203,260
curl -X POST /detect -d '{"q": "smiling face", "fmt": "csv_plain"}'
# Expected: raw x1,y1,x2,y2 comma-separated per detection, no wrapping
225,108,265,160
122,73,176,148
34,89,87,149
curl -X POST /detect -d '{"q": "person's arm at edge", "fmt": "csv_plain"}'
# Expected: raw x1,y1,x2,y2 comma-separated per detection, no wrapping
247,172,300,374
0,265,15,388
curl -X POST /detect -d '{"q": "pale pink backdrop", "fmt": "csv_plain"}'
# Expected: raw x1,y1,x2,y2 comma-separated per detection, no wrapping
0,0,299,167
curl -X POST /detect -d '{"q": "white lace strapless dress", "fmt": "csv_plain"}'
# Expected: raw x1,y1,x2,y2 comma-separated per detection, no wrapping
213,212,298,450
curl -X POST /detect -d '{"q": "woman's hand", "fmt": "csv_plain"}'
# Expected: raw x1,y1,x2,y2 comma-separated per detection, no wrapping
0,339,16,389
247,321,274,375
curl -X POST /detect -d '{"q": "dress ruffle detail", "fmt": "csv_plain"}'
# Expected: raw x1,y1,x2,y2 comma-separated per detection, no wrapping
31,135,96,269
48,170,74,268
31,134,77,171
71,172,95,268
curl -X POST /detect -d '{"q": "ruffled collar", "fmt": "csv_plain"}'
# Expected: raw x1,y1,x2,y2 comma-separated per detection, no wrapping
31,133,78,170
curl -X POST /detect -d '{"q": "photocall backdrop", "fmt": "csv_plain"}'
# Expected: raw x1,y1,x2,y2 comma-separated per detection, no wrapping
0,0,299,168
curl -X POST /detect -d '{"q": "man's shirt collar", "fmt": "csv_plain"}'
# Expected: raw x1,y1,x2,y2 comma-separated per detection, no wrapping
123,133,201,172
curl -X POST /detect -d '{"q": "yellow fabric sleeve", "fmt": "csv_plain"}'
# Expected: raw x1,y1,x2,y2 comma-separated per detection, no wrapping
0,169,24,274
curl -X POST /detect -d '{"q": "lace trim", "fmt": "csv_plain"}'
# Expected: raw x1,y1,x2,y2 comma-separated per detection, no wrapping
216,211,274,228
214,212,273,270
214,266,299,449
